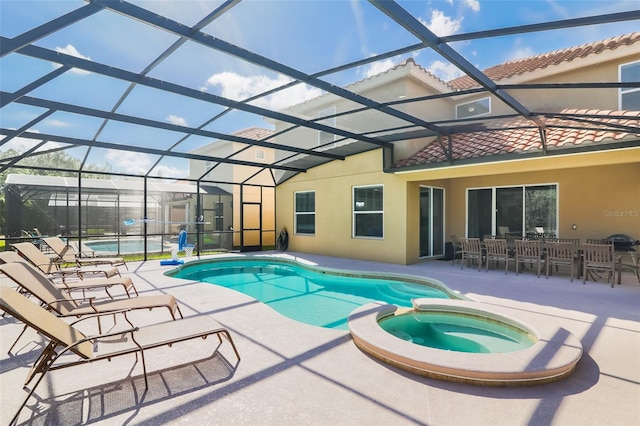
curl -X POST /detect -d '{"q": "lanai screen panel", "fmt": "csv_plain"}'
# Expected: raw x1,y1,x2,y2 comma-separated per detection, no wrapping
1,0,639,184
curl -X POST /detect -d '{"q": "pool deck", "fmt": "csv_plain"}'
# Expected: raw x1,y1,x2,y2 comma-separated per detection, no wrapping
1,251,639,425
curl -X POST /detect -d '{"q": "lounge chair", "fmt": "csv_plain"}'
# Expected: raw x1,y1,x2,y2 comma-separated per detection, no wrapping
0,250,138,298
0,286,240,425
43,236,128,270
0,262,182,332
11,242,120,280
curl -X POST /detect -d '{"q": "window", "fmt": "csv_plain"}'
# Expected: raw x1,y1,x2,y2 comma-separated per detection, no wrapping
456,97,490,119
317,106,336,146
467,184,557,238
255,149,265,160
353,185,383,238
295,191,315,235
620,61,640,109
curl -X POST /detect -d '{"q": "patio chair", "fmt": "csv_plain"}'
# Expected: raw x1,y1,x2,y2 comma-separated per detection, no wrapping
0,286,240,426
0,250,138,298
545,241,579,281
484,238,515,274
43,236,128,270
582,242,618,288
497,226,510,237
0,262,183,333
459,238,484,271
449,234,462,266
514,239,544,277
11,242,120,280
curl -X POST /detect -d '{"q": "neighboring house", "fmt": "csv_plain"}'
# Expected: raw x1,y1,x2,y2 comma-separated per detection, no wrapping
272,33,640,265
189,127,276,250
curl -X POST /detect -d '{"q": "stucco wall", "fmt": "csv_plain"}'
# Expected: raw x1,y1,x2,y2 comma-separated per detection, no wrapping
277,148,640,265
442,162,640,242
276,150,411,264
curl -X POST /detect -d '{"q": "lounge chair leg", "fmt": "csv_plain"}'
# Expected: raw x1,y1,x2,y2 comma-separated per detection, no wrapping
12,342,63,425
221,330,241,361
8,324,29,354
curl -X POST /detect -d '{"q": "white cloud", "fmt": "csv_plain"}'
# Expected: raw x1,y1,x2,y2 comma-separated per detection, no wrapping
55,44,91,75
364,58,397,78
0,134,39,154
428,60,464,81
149,164,183,179
0,132,65,154
46,119,70,127
419,10,463,36
508,46,536,61
104,149,182,177
203,72,322,110
506,38,536,61
105,150,151,175
166,115,188,127
463,0,481,12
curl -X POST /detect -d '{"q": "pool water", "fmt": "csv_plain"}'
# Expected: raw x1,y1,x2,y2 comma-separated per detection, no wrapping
171,259,456,330
85,238,170,254
379,312,535,353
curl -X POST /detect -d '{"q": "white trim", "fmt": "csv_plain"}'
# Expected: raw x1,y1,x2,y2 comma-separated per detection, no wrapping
418,185,446,259
294,190,315,236
352,184,384,239
465,183,559,237
619,59,640,109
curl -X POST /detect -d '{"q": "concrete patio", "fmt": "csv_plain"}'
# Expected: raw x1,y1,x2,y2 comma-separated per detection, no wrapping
1,252,639,426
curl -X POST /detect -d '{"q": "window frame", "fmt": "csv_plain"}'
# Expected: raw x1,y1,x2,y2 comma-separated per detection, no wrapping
455,97,491,119
294,190,316,236
465,183,558,238
352,184,384,239
619,60,640,110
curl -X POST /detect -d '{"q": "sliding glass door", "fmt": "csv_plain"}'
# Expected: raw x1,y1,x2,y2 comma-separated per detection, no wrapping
467,184,557,238
467,188,492,239
419,186,444,257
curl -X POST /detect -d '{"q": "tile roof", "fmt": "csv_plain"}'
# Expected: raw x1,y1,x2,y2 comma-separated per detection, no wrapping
232,127,274,141
448,32,640,90
391,109,640,168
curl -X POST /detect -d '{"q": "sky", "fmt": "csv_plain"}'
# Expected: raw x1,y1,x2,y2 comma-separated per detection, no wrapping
1,0,638,178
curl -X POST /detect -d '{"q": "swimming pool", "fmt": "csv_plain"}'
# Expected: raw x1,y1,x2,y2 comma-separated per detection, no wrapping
168,257,464,330
84,238,172,254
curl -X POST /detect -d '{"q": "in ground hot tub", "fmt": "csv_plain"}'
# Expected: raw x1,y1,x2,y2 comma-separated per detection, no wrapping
348,299,583,386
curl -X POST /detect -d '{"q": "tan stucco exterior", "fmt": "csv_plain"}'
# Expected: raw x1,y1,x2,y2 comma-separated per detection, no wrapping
271,41,639,264
276,147,640,265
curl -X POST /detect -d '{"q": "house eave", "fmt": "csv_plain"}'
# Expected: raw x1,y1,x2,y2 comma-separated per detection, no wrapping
387,142,640,177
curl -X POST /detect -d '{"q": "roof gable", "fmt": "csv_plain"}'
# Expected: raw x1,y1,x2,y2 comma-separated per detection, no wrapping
448,32,640,90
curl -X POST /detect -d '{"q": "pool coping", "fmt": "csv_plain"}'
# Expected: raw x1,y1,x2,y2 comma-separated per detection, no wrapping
348,299,584,386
